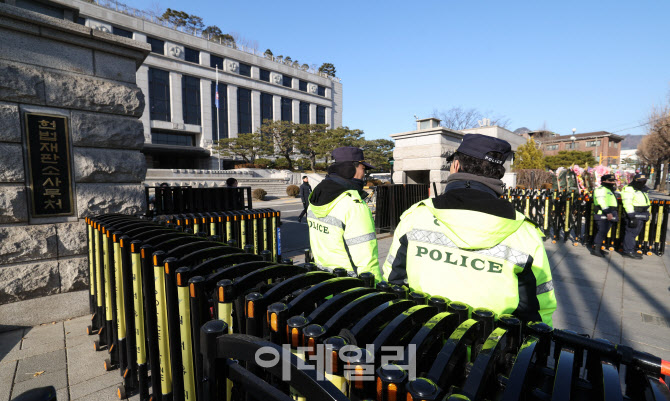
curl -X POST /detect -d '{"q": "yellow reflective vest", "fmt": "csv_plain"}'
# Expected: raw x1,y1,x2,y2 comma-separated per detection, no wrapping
593,186,618,214
307,189,381,281
382,199,557,326
621,185,650,214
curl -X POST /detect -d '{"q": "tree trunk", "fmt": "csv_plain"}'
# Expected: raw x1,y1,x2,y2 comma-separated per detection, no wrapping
284,152,293,170
660,160,668,192
309,152,316,172
654,162,662,190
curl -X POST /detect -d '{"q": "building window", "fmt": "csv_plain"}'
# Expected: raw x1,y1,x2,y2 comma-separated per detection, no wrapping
211,82,228,141
317,85,326,96
239,63,251,77
586,140,597,147
261,93,273,125
566,142,578,150
545,144,558,151
148,67,170,121
316,106,325,124
282,76,292,88
299,102,309,124
76,16,85,25
260,69,270,82
112,26,133,38
185,47,199,63
182,75,201,125
299,80,307,92
281,97,292,122
237,88,252,134
152,131,194,146
210,55,223,69
147,37,164,55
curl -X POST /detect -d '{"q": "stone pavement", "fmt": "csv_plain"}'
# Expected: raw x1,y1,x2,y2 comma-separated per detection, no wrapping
1,231,669,401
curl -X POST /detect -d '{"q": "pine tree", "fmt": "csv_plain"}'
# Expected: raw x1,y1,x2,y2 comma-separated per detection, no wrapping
513,138,545,170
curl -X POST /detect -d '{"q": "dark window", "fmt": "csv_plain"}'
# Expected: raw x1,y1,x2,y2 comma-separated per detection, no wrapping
260,69,270,82
182,75,201,125
281,97,292,122
316,106,325,124
299,102,309,124
237,88,252,134
151,132,195,146
148,67,170,121
76,17,86,25
147,37,164,55
112,26,133,39
211,82,228,141
185,47,199,63
282,75,292,88
317,85,326,96
261,93,273,125
299,80,307,92
210,55,223,69
239,63,251,77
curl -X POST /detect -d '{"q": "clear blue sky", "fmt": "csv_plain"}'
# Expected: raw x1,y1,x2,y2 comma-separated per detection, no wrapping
132,0,670,140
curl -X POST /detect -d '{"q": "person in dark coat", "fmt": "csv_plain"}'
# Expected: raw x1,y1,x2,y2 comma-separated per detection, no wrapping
297,176,312,222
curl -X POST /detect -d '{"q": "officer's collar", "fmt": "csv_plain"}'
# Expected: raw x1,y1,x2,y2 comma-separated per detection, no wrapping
444,172,504,196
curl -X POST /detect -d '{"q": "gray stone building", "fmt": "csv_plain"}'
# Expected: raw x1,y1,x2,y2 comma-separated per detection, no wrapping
53,0,343,170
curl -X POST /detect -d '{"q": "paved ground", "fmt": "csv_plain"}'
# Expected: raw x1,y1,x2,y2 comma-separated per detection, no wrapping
2,193,669,400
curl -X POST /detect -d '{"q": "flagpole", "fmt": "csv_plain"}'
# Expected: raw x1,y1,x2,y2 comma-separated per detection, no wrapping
216,65,221,170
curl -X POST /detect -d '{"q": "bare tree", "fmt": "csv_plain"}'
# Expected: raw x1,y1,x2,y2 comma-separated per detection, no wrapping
431,107,510,130
230,31,259,51
642,106,670,191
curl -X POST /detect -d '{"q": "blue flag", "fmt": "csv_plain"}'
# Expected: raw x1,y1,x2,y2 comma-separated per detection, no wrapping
215,83,219,108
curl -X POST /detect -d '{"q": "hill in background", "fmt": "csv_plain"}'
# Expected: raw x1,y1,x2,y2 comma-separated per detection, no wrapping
620,134,645,150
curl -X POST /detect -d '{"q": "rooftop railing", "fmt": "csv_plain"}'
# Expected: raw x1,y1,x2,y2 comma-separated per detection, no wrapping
87,0,341,82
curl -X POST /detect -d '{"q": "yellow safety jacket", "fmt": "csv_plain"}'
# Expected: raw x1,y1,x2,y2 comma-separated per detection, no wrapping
593,186,618,215
621,185,650,214
307,190,381,281
382,199,557,326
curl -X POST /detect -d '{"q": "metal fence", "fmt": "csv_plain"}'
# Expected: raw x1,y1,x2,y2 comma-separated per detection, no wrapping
374,184,429,233
145,186,252,216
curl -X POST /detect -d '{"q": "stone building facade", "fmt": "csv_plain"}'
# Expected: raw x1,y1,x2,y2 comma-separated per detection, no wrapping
54,0,343,170
539,131,623,166
0,1,149,306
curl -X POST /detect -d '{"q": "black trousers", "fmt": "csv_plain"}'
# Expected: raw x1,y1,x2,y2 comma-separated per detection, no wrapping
298,202,308,220
623,220,645,253
593,219,613,249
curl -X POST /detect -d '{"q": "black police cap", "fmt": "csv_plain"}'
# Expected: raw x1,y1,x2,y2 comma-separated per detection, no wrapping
446,134,511,165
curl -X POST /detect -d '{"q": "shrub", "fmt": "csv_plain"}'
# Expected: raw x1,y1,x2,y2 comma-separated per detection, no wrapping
286,185,300,197
366,179,383,187
252,188,267,200
254,158,273,169
274,159,290,169
235,163,263,169
294,159,311,170
315,163,327,171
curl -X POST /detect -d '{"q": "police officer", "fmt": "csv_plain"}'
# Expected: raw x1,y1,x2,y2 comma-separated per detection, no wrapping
307,147,381,280
382,134,557,326
621,174,650,259
591,174,619,257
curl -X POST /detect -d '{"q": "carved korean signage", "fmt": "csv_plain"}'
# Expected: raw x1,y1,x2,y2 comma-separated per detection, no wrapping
24,113,75,217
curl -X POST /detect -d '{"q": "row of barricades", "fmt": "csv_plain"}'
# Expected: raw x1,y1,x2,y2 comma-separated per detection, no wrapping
502,188,669,255
85,212,670,401
147,186,253,216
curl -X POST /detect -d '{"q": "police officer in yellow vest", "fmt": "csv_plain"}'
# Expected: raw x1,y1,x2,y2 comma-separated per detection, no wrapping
591,174,619,257
621,174,651,259
307,146,382,281
382,134,557,326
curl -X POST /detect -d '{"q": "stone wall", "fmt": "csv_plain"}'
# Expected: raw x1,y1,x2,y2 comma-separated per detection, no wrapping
0,2,149,305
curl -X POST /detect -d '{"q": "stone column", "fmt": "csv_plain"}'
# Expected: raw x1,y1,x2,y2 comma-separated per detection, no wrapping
272,95,281,121
326,107,333,128
170,71,184,125
292,99,300,124
250,66,259,80
251,90,261,133
200,78,213,147
136,65,151,143
309,104,317,124
227,84,238,138
0,2,149,310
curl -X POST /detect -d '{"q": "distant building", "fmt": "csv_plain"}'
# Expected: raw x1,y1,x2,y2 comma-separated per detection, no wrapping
619,149,639,170
54,0,343,170
538,131,623,166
